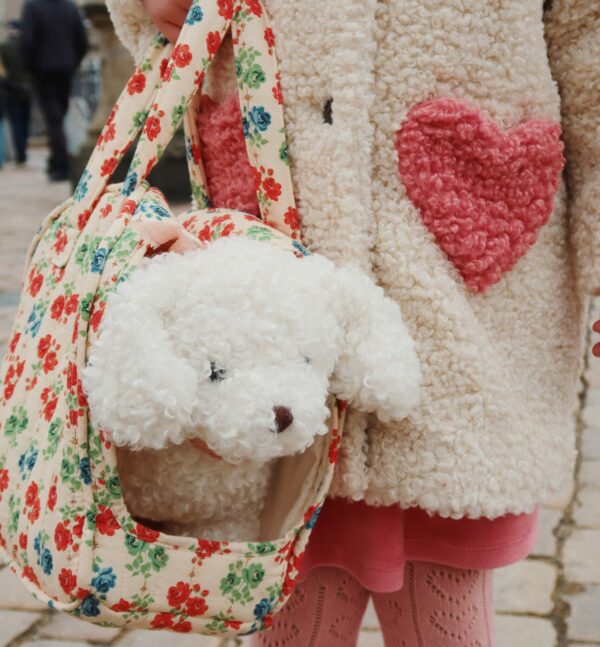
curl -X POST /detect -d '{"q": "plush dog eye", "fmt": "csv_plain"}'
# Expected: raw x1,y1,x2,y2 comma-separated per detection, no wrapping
322,98,333,125
209,362,227,382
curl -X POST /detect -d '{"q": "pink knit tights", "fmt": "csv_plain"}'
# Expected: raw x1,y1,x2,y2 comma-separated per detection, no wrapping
251,563,494,647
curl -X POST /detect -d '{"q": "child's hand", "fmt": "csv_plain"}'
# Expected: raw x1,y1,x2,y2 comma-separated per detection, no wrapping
142,0,192,42
593,320,600,358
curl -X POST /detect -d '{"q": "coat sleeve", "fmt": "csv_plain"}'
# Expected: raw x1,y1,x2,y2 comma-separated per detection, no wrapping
105,0,156,63
545,1,600,296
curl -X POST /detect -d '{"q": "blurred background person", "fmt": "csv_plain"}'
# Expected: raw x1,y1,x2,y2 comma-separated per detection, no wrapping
20,0,88,181
0,20,31,167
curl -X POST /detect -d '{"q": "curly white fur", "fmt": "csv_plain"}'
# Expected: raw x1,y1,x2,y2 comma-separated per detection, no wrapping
84,237,420,539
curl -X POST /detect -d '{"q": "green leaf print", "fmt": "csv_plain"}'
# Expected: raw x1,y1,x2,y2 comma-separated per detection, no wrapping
266,582,283,600
220,566,242,595
74,243,89,268
236,46,266,90
125,534,146,557
60,457,76,482
149,545,169,571
244,226,276,243
246,130,269,149
171,97,187,129
124,536,170,577
241,564,265,589
117,591,155,620
106,475,122,499
244,63,266,89
279,139,289,165
110,229,139,260
131,110,150,132
247,542,277,556
60,448,83,493
43,417,63,459
74,235,104,273
79,292,95,322
191,180,211,208
4,406,28,448
8,494,20,535
220,560,257,605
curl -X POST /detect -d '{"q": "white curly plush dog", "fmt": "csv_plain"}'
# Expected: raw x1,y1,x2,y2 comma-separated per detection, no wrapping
84,236,421,541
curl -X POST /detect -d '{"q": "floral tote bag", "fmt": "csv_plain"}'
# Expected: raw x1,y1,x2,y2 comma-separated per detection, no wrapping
0,0,344,636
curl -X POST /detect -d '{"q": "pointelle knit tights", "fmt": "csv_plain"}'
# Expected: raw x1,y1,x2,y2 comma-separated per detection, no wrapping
251,563,494,646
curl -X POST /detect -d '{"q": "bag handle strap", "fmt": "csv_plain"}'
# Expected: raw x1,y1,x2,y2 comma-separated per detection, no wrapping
183,100,212,208
73,0,299,239
70,33,173,217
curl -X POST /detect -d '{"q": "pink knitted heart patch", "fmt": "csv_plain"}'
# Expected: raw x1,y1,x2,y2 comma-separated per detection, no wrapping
396,98,564,293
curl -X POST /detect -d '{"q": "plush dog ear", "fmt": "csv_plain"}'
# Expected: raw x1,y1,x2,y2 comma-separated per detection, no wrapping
325,264,421,423
83,256,198,450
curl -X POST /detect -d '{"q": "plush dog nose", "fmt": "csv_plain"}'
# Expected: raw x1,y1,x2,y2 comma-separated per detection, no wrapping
274,406,294,433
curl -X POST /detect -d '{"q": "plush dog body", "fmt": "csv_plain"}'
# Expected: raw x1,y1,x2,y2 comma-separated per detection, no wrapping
84,236,421,540
114,445,269,540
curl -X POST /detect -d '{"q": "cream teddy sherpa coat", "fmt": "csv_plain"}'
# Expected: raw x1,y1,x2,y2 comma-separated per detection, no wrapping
105,0,599,520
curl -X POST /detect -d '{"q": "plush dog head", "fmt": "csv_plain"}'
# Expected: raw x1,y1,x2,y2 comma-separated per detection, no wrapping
84,237,420,463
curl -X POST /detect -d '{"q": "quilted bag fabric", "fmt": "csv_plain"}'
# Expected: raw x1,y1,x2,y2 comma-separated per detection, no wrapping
0,0,343,635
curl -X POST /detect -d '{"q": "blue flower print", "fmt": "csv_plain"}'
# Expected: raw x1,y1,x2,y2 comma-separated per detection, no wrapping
185,5,204,23
305,506,321,529
74,169,91,202
149,203,171,220
249,106,272,133
26,303,45,337
81,594,101,617
40,548,53,575
80,457,92,485
33,534,42,555
121,170,138,197
91,567,117,594
292,240,311,257
91,247,108,273
253,598,272,620
26,449,38,471
18,447,38,480
242,116,250,138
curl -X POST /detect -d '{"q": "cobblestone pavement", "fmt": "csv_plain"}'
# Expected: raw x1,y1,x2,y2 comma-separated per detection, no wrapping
0,152,598,646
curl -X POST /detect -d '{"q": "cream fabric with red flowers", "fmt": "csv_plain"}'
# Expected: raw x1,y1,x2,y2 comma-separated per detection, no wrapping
0,0,342,636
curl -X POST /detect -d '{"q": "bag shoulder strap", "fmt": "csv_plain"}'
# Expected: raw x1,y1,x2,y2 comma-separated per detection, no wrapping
72,0,300,239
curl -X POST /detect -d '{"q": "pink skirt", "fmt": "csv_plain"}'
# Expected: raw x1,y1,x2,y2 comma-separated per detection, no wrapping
298,497,538,593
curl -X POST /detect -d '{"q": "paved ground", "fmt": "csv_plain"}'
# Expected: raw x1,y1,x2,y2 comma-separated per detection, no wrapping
0,151,599,646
